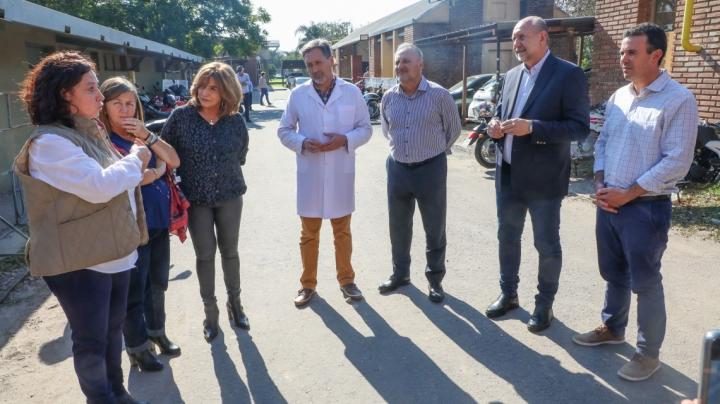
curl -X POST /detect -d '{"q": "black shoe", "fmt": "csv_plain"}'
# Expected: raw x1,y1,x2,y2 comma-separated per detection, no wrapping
527,306,554,333
378,275,411,294
128,349,163,372
428,283,445,303
203,319,219,342
148,334,181,356
114,387,148,404
485,293,519,318
227,299,250,330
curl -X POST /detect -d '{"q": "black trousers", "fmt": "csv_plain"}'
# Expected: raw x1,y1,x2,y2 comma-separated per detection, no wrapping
242,91,253,121
44,269,131,404
386,153,448,284
187,196,243,320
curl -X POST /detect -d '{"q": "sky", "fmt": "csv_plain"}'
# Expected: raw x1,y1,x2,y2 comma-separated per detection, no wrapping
257,0,421,51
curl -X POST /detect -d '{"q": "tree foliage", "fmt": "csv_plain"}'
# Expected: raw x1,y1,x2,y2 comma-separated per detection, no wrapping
32,0,270,58
294,21,352,50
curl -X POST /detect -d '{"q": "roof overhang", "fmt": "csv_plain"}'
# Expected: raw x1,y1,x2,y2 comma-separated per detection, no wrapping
0,0,203,62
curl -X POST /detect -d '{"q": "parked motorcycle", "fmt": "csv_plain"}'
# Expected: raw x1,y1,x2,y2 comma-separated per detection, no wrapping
466,101,496,168
684,122,720,184
364,84,384,121
139,94,170,120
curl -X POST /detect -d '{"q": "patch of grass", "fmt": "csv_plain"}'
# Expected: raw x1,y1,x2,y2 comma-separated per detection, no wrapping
673,183,720,241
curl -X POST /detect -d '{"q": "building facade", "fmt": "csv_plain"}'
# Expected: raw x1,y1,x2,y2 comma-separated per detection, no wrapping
591,0,720,120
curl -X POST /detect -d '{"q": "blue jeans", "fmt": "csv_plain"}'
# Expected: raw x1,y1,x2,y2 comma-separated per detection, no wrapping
123,228,171,352
496,165,563,307
44,269,131,404
386,153,447,284
597,199,671,359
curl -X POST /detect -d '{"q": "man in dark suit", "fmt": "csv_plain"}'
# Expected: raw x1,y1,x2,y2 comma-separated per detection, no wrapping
485,16,589,332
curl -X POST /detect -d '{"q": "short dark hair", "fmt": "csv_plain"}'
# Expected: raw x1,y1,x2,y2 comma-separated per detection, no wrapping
301,39,332,58
624,23,667,66
20,51,96,128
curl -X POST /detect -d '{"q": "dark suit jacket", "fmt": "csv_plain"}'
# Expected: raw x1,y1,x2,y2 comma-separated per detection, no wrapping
495,53,589,199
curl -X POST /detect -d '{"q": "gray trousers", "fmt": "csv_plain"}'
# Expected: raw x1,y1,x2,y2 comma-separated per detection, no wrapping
386,153,447,284
187,196,243,319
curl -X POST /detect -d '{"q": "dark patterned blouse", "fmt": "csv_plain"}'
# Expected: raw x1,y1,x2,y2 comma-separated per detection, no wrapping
160,104,249,206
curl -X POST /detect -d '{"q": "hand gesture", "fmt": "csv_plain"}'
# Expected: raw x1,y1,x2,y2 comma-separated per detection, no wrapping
319,133,348,152
130,143,151,170
487,118,504,139
121,118,150,141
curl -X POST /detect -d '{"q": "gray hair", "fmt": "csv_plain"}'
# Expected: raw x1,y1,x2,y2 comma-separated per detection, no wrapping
395,43,423,62
301,39,333,58
516,16,548,33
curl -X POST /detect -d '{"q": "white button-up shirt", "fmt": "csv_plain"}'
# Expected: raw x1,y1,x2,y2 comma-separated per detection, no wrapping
593,71,698,194
504,49,551,164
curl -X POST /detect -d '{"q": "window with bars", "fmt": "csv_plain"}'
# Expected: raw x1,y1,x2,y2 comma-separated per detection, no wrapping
653,0,676,31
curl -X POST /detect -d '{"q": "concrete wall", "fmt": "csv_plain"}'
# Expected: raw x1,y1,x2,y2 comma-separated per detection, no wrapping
0,21,197,196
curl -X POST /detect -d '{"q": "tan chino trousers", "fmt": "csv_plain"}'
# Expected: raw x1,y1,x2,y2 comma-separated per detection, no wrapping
299,215,355,289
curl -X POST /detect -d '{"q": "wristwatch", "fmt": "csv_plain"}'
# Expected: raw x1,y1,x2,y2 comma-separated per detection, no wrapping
528,120,533,134
145,132,159,147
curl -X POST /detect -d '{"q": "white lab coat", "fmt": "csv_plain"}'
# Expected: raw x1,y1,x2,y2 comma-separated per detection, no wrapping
278,78,372,219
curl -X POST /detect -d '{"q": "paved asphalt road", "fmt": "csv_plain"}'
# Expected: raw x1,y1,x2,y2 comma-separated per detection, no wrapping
1,88,719,404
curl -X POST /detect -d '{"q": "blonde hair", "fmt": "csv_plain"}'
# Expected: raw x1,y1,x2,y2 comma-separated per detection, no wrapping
190,62,242,117
99,76,144,132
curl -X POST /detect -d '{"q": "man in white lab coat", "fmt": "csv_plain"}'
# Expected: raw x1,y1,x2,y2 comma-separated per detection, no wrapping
278,39,372,307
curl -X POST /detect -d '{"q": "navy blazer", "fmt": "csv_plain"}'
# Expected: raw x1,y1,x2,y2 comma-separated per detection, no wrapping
494,53,589,199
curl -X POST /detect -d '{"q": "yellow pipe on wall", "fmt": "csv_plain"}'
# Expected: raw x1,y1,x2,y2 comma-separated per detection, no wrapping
682,0,702,52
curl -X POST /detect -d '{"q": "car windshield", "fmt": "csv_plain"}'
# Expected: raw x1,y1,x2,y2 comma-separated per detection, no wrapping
295,77,310,85
448,75,482,92
480,78,498,91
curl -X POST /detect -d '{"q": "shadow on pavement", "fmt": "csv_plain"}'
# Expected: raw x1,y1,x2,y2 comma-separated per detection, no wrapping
310,297,475,403
127,351,184,403
402,284,695,403
232,329,287,404
38,321,71,365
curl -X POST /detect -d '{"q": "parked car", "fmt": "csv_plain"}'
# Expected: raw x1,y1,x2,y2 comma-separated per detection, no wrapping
448,74,495,116
467,74,505,123
294,76,311,86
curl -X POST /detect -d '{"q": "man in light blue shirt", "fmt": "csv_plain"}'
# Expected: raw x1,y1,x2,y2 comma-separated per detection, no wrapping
573,23,698,382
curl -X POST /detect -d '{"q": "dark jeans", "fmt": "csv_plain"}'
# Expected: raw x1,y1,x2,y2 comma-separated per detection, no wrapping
242,92,253,121
123,228,171,352
44,269,131,404
497,163,563,308
188,196,243,319
386,153,447,284
597,199,671,359
260,88,270,105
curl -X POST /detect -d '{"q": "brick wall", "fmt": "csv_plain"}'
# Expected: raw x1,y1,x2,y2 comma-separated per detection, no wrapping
670,0,720,121
527,0,556,18
590,0,638,104
592,0,720,120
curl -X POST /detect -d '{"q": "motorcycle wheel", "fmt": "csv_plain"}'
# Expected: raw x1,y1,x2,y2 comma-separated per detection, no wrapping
368,102,380,120
474,136,496,168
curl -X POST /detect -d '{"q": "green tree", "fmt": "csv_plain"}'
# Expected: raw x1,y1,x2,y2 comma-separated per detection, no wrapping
555,0,596,69
32,0,270,58
294,21,352,50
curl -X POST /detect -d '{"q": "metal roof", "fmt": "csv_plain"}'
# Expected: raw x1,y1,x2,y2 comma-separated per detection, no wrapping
0,0,203,62
414,16,596,46
332,0,446,49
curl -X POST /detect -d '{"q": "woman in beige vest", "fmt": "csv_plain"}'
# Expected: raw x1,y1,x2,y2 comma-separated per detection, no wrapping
15,51,151,404
100,77,181,372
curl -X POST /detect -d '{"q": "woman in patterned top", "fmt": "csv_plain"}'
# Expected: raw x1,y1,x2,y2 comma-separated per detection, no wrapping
100,76,182,371
161,62,250,342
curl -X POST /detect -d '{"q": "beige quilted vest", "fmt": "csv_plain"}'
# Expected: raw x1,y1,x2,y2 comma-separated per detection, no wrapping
14,117,148,277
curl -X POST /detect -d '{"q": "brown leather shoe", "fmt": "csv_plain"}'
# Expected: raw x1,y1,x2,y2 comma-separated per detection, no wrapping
294,288,315,307
572,324,625,346
340,283,363,300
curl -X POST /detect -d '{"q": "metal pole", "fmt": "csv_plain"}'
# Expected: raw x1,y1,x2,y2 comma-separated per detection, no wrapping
462,44,468,119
